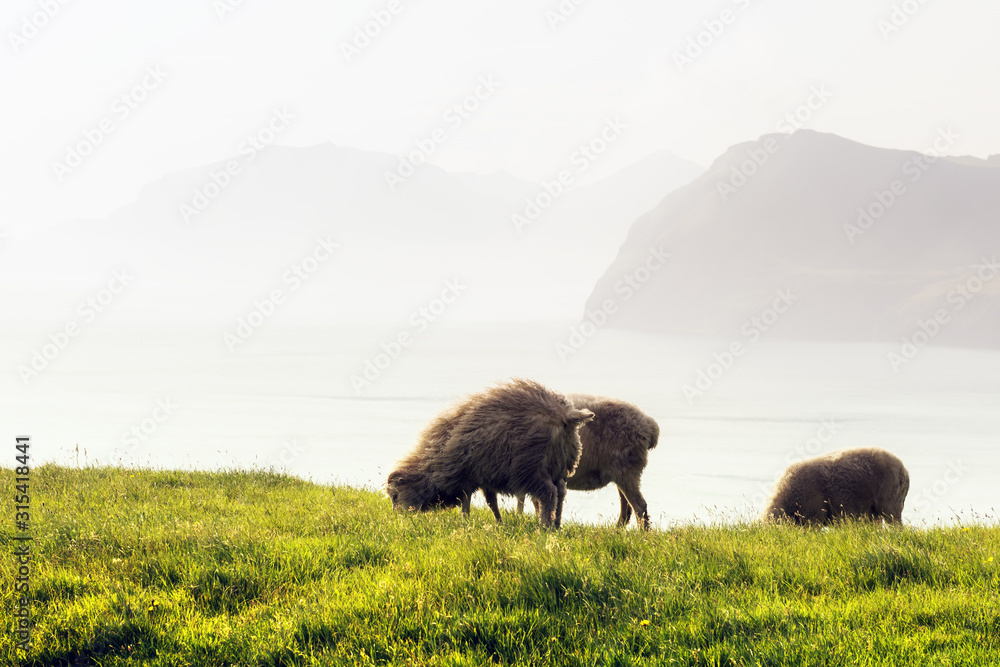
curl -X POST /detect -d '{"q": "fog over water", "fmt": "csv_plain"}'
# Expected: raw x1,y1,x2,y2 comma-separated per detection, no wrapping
5,323,996,527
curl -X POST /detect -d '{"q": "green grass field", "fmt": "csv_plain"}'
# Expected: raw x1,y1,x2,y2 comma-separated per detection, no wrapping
2,465,998,666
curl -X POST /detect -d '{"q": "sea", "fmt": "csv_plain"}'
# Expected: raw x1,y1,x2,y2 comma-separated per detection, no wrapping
4,321,997,528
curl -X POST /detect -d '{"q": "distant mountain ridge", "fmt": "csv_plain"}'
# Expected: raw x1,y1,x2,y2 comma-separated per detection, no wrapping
586,130,1000,350
2,142,703,326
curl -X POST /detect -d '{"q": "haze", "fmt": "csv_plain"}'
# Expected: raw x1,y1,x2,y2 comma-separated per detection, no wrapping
2,1,998,526
4,0,999,229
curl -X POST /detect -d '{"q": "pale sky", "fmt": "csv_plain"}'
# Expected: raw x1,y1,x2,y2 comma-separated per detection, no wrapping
3,0,999,229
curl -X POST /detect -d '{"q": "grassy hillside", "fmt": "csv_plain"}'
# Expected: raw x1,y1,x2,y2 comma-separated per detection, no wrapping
1,465,998,666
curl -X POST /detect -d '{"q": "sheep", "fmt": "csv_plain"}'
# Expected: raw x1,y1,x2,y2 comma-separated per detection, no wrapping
386,378,594,528
766,447,909,525
516,394,660,530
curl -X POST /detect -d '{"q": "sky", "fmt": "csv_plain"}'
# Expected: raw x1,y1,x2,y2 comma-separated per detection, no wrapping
2,0,999,230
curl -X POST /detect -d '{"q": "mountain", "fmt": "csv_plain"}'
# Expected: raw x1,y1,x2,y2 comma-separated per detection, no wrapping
1,143,702,327
585,130,1000,349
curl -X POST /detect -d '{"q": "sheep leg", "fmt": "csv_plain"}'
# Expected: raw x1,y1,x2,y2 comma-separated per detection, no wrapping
617,481,650,530
536,482,558,528
483,489,502,524
617,489,634,526
460,491,472,517
515,494,525,514
554,479,567,529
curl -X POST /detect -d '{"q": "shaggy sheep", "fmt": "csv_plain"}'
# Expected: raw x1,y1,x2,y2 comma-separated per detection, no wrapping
386,378,594,528
766,447,909,525
516,394,660,529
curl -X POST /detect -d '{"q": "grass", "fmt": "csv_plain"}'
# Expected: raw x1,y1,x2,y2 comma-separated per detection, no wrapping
1,465,998,666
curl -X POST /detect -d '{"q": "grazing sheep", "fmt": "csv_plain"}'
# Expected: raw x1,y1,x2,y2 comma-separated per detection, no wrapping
386,378,594,528
766,447,909,525
516,394,660,530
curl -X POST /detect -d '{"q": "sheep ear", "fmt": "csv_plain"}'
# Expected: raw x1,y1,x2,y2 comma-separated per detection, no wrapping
387,470,408,487
568,408,594,424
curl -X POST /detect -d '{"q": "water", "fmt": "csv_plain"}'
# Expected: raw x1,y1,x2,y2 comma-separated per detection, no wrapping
5,321,998,527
